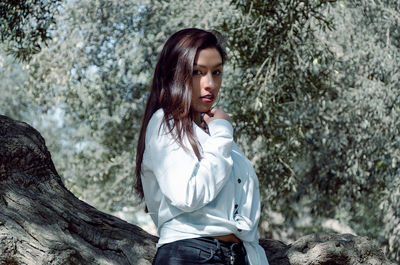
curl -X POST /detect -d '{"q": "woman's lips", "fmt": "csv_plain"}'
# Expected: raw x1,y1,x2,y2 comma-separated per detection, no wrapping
201,94,214,102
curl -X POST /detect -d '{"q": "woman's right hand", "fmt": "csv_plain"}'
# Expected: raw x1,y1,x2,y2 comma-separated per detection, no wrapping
203,109,230,124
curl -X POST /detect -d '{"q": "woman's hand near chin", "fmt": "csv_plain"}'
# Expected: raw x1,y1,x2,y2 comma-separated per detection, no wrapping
203,109,231,123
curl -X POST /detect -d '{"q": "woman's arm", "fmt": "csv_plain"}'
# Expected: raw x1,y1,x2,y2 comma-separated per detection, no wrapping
146,113,233,212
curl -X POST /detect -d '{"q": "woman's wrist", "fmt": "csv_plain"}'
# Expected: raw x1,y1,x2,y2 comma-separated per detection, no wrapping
203,108,231,123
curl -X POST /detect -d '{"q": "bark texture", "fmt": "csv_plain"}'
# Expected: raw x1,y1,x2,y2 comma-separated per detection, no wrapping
0,115,395,265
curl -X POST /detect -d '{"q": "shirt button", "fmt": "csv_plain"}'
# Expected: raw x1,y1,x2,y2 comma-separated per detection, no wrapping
237,178,241,184
235,204,238,208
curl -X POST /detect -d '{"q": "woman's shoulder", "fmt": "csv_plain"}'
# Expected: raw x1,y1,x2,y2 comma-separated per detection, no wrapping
146,108,169,140
152,108,164,120
148,108,164,128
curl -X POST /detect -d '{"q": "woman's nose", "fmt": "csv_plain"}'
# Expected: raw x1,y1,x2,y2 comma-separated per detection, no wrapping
204,73,215,90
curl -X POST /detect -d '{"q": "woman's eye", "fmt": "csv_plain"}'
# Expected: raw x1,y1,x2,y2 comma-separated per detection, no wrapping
193,70,202,75
213,70,222,75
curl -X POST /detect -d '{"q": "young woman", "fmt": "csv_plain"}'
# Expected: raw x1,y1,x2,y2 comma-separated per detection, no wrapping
135,28,269,265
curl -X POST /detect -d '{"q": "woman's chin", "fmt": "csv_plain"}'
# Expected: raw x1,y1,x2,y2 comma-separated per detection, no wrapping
193,107,211,115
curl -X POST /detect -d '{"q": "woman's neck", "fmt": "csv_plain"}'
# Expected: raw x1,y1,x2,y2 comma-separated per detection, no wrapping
193,112,201,127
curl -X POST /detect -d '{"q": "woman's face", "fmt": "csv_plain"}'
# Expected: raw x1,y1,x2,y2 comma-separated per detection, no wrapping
191,48,223,116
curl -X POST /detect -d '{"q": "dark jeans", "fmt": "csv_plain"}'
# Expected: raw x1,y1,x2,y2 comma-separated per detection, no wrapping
152,237,249,265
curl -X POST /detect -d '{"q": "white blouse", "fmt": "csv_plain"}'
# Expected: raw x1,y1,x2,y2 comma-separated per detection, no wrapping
141,109,269,265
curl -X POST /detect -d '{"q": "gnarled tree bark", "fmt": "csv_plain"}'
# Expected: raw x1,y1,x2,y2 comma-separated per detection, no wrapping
0,115,395,265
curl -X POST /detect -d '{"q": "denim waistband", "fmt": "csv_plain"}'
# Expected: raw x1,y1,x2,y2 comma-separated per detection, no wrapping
195,237,245,251
175,236,247,264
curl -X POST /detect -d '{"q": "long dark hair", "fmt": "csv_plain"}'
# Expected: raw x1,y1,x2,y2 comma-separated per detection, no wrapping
135,28,226,199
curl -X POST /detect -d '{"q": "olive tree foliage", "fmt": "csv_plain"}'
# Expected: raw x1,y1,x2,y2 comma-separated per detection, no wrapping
26,0,149,217
0,52,30,120
334,1,400,261
220,0,339,236
0,0,69,176
0,0,60,61
219,0,400,261
311,1,400,261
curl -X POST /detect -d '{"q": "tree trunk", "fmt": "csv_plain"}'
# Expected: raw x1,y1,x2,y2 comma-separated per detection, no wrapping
0,115,395,265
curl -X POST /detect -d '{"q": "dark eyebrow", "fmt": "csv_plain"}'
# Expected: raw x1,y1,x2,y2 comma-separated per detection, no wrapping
193,62,223,68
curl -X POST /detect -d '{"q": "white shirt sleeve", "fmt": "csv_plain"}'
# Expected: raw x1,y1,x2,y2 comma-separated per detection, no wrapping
146,117,233,212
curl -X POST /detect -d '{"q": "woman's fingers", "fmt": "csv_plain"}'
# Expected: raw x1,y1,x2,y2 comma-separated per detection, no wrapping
204,109,230,123
205,109,214,117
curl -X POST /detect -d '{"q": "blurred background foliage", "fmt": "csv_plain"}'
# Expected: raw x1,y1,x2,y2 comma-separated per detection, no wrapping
1,0,399,262
0,0,60,61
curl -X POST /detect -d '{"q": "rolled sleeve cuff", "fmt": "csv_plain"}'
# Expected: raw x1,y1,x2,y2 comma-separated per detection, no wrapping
207,119,233,136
